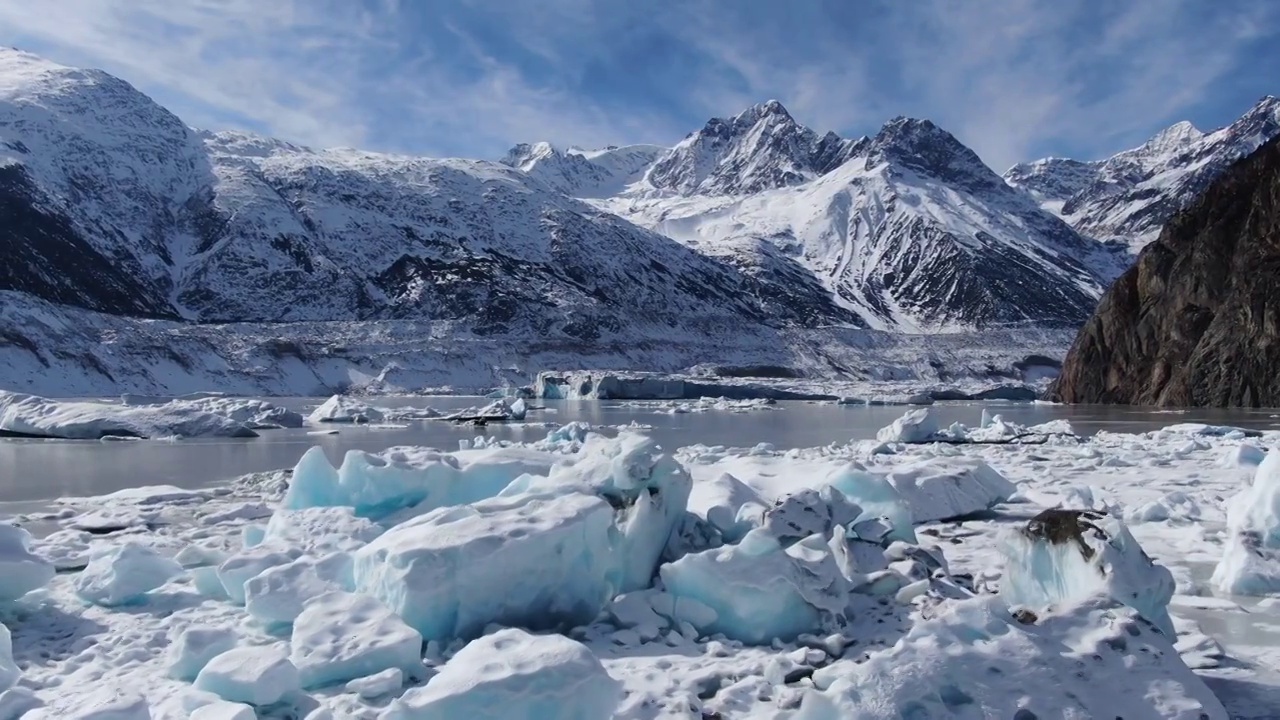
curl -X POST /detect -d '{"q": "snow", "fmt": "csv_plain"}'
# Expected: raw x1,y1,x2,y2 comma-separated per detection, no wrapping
193,645,300,707
688,472,767,543
74,542,183,607
1212,449,1280,595
0,523,54,601
166,626,239,681
188,702,255,720
382,628,621,720
0,390,257,439
1000,510,1178,638
289,591,423,689
801,595,1227,719
26,688,152,719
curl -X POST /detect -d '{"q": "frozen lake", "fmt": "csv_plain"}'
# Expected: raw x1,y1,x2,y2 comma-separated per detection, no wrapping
1,396,1278,507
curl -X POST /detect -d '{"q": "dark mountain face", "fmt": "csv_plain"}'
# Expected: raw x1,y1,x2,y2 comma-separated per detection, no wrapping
0,164,175,317
1050,135,1280,407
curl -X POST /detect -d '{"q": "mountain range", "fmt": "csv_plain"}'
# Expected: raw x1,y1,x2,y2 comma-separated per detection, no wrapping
1,46,1277,391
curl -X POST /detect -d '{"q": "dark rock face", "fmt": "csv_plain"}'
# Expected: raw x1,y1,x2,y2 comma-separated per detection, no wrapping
1050,136,1280,407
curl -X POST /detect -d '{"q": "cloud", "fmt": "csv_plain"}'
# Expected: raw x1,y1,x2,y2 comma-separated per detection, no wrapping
0,0,1274,168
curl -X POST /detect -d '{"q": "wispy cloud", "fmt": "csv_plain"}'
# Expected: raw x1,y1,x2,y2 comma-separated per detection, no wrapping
0,0,1275,169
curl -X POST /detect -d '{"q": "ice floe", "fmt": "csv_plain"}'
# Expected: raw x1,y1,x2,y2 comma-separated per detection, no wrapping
0,390,259,439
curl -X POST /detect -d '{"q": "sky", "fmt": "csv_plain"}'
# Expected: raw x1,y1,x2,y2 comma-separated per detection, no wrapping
0,0,1276,172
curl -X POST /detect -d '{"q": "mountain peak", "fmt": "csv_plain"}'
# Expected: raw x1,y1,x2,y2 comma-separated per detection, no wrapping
864,116,997,189
735,99,793,123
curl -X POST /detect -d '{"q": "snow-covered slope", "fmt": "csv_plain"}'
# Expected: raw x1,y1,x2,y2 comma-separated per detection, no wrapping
597,117,1109,331
500,142,664,198
1006,96,1280,252
0,47,852,339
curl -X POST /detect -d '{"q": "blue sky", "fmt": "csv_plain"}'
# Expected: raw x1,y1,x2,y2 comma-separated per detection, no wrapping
0,0,1276,171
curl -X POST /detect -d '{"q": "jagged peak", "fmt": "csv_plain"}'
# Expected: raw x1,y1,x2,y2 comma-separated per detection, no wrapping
734,99,793,123
501,141,560,169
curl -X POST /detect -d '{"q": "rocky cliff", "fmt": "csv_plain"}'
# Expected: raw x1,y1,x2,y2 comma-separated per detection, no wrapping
1050,135,1280,406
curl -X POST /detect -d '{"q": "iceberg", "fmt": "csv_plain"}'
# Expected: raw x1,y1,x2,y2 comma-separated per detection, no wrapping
660,529,854,644
0,390,257,439
290,591,423,689
382,628,621,720
800,595,1227,719
74,543,183,607
307,395,385,424
535,432,692,591
1000,509,1176,637
354,490,618,641
1212,449,1280,595
875,408,939,443
0,524,54,601
194,645,300,707
884,459,1016,523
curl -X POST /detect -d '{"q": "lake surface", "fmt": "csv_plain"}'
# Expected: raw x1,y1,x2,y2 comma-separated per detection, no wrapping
1,396,1277,510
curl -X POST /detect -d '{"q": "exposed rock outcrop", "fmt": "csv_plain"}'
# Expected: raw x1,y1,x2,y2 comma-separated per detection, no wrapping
1050,136,1280,406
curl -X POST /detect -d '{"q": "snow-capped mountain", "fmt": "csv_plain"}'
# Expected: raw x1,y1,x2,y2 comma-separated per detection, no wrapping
499,142,664,198
1006,96,1280,252
1,48,865,343
591,115,1107,331
643,100,859,196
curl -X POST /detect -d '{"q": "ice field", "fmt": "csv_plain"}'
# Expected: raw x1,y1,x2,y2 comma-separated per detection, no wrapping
1,400,1279,718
